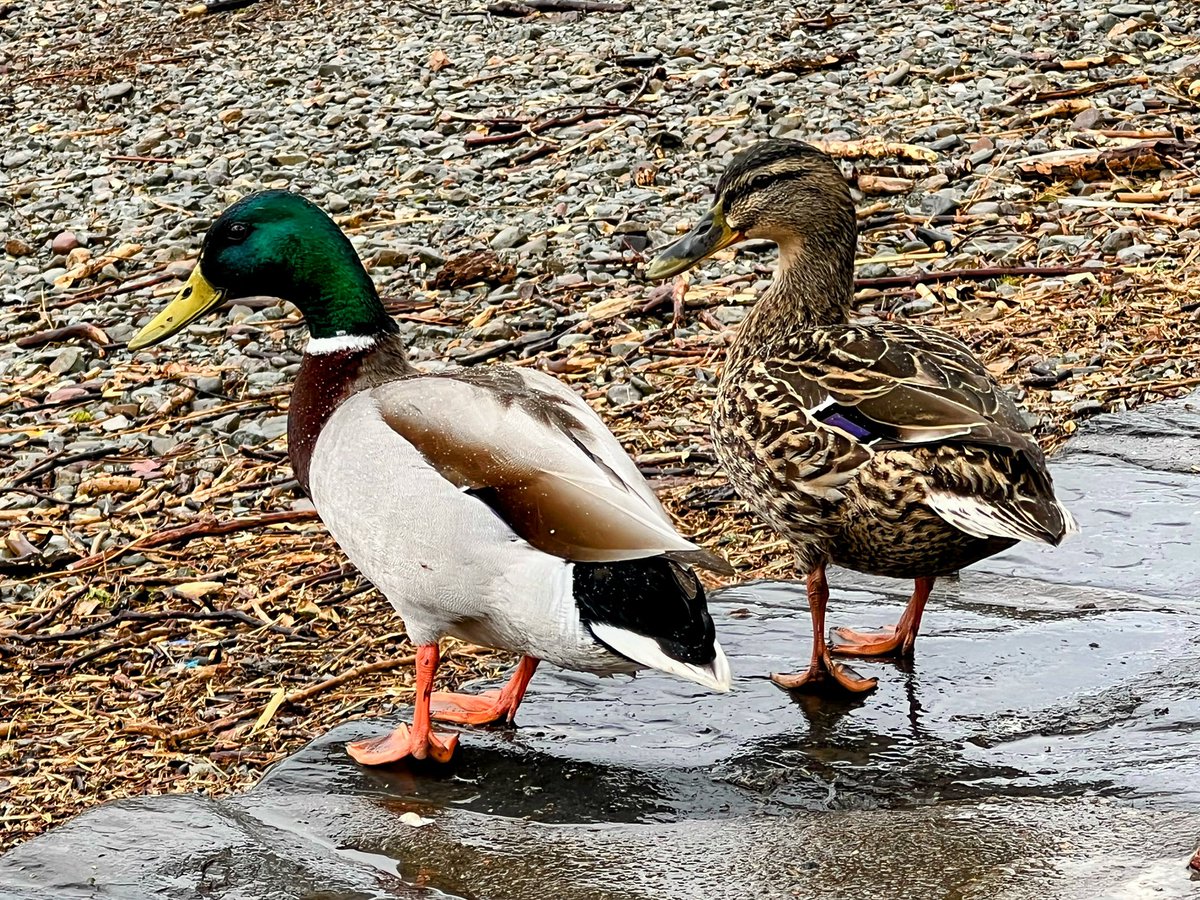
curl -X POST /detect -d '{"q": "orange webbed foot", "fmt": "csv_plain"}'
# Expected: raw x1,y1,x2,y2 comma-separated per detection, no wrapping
829,624,911,658
771,650,878,694
346,722,459,765
430,690,513,726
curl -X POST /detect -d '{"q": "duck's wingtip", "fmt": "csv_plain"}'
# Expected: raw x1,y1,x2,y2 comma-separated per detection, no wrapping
666,547,736,577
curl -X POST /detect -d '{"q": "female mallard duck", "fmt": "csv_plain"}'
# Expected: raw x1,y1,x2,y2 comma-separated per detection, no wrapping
129,190,732,763
646,140,1075,692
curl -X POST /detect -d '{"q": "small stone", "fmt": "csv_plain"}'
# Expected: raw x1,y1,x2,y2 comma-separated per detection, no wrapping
1101,228,1139,255
410,245,446,268
1072,107,1102,130
205,158,231,186
3,150,34,168
490,225,527,251
473,319,517,341
230,425,267,446
101,414,131,432
713,305,746,325
134,129,168,154
1116,244,1151,263
370,248,408,268
324,193,350,213
1071,400,1106,416
897,299,936,317
1108,3,1152,15
48,348,86,375
5,238,34,257
51,231,81,254
969,147,996,167
518,235,549,256
270,151,308,166
881,62,910,87
259,415,289,440
606,383,642,406
922,189,962,217
100,82,133,101
557,332,590,348
211,413,242,433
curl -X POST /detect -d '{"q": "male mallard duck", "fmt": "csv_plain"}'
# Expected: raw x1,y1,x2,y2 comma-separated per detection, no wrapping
646,140,1075,692
129,190,732,763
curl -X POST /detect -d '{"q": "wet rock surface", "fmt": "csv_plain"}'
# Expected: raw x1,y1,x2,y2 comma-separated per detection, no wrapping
3,398,1200,898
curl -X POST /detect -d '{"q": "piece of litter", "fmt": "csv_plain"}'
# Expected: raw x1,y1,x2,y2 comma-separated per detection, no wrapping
399,812,433,829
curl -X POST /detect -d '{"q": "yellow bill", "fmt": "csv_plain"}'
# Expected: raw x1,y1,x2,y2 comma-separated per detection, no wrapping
644,205,742,281
127,265,226,350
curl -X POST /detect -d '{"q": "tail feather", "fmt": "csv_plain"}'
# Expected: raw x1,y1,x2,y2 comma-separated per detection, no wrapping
927,489,1076,546
573,556,730,691
588,623,731,691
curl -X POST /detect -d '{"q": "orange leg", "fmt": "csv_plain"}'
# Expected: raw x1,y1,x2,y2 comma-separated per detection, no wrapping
771,566,878,694
830,577,935,658
431,656,540,726
346,644,459,765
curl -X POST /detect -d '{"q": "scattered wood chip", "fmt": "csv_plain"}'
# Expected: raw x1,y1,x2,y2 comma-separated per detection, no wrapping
813,138,937,165
430,250,516,290
78,475,142,496
1014,140,1191,179
172,581,224,602
53,243,142,288
856,174,914,195
14,323,111,350
756,50,859,76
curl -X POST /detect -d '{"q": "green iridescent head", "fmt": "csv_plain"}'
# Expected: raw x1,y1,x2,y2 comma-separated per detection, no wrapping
129,190,394,349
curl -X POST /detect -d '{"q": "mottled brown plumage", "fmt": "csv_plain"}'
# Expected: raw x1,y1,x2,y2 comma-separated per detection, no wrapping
648,139,1076,691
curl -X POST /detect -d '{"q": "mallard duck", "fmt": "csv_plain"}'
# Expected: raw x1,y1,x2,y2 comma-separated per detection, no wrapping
129,190,732,763
646,140,1075,692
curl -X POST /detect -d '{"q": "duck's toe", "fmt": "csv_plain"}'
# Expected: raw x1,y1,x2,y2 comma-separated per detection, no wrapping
430,690,511,726
346,722,459,765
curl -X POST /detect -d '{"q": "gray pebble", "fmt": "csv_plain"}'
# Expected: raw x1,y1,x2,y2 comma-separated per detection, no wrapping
490,225,528,251
49,348,87,375
606,383,642,406
1101,228,1139,255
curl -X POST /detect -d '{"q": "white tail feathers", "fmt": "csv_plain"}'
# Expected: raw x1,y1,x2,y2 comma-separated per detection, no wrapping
927,490,1078,546
588,622,732,692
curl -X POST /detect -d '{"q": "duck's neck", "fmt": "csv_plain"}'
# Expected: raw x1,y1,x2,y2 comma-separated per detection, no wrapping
288,330,414,494
728,229,856,366
297,262,397,342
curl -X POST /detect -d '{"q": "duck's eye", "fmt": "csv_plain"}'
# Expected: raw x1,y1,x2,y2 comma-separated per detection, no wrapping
227,222,250,242
750,174,774,192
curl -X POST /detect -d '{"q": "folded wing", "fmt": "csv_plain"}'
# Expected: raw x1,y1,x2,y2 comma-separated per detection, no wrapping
371,366,733,572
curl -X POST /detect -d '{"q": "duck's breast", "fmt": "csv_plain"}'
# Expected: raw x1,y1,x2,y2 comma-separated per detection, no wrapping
306,391,614,669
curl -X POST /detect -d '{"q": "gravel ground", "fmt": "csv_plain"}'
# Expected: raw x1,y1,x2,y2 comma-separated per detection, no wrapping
2,0,1199,849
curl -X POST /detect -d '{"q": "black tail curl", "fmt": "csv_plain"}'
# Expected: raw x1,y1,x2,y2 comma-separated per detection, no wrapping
573,557,717,665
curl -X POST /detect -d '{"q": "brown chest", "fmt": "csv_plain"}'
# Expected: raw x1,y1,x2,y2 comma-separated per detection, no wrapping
288,350,369,493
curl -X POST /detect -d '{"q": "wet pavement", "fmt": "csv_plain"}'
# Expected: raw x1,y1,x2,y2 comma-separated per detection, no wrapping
3,396,1200,899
